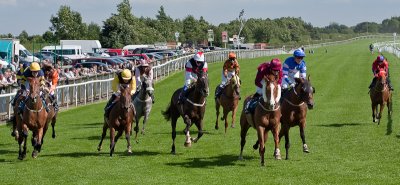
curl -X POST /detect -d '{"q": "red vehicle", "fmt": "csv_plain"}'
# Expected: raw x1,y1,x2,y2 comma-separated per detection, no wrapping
104,49,128,56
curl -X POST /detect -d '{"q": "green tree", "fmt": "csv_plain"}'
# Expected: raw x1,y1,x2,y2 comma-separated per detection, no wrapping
87,22,101,40
50,5,87,40
18,30,29,43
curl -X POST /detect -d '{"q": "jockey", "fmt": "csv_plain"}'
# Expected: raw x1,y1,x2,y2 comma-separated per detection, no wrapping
369,55,393,91
11,62,30,107
134,59,155,103
215,52,240,99
104,69,136,118
18,62,47,113
245,58,282,114
42,63,60,111
282,49,307,94
178,52,208,104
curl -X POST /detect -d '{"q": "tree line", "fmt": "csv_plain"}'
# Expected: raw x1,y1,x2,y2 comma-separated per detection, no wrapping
2,0,400,49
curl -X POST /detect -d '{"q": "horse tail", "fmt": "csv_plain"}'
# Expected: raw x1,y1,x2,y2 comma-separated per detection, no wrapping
162,103,172,121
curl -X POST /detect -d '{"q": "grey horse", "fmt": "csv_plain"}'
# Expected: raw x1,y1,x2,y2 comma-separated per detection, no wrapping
133,76,154,140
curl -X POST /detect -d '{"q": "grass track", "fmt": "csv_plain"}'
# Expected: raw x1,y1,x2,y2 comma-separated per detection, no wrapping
1,39,400,184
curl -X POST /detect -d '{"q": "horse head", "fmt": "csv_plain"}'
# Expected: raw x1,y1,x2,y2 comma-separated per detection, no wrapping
119,84,132,110
195,71,209,97
142,76,154,99
263,75,279,110
27,77,40,103
294,76,315,109
230,75,241,96
377,70,387,86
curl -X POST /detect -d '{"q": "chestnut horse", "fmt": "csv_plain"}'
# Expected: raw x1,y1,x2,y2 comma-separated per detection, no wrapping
162,71,209,154
17,77,48,160
279,77,315,160
214,74,241,133
370,70,392,124
98,84,135,156
133,76,154,139
239,74,281,166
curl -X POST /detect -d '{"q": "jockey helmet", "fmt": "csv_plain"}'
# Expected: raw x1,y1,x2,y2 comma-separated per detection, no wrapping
293,49,306,58
121,69,132,80
30,62,41,72
228,52,236,59
270,58,282,71
138,59,149,67
194,52,205,62
377,55,384,62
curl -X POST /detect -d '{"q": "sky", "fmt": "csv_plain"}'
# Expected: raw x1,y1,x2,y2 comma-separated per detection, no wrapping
1,0,400,35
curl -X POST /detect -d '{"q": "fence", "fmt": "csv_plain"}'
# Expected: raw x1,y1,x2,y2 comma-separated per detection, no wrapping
374,41,400,58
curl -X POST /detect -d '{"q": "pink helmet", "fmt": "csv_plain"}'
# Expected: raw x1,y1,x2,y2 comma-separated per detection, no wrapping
194,52,205,62
138,59,149,67
270,58,282,71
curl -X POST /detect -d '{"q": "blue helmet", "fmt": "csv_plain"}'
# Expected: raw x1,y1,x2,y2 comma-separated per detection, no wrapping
377,55,384,62
293,49,306,57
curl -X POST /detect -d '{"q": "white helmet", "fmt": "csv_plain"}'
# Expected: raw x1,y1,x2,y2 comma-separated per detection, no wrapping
194,52,205,62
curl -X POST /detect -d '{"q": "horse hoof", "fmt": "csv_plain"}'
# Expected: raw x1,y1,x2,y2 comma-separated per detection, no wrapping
238,155,243,160
261,162,265,167
135,140,139,144
184,142,192,147
127,149,132,154
97,146,102,151
231,124,235,128
253,144,259,150
303,144,310,153
52,134,56,139
215,125,219,130
32,151,38,159
171,150,176,155
141,130,145,135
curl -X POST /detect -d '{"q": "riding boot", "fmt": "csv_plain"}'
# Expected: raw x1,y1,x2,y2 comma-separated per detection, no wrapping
104,94,116,118
11,92,21,107
369,77,377,89
18,99,26,114
178,86,189,104
215,84,224,99
387,78,394,91
50,94,59,112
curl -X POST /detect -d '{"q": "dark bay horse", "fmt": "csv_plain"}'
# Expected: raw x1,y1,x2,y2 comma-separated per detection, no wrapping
239,75,281,166
215,74,241,133
279,77,315,160
162,71,209,154
98,84,135,156
11,89,27,140
133,76,154,139
17,77,48,160
370,70,392,124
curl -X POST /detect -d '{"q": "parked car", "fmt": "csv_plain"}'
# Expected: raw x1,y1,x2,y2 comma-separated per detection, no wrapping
124,54,150,62
84,57,122,66
74,61,108,69
34,51,72,64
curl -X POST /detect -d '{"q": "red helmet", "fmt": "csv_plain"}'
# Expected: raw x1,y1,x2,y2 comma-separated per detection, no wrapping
270,58,282,71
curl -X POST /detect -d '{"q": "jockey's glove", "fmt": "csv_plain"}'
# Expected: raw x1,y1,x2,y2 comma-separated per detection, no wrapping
290,83,296,88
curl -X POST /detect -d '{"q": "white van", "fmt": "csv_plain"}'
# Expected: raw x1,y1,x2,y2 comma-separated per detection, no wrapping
41,45,85,59
17,43,39,62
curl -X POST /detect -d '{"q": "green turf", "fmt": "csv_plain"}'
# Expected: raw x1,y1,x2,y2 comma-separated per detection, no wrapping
1,39,400,185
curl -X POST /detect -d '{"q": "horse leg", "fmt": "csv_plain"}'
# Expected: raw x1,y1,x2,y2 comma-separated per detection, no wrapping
125,127,132,154
141,114,149,135
192,120,204,143
231,106,238,128
272,125,281,160
97,121,108,151
378,103,385,125
18,126,28,160
239,117,250,160
215,99,220,130
171,116,178,154
32,128,44,158
109,127,116,157
223,109,229,134
257,126,266,166
51,114,57,138
183,115,192,147
299,122,309,153
371,103,376,123
279,124,290,160
134,116,140,141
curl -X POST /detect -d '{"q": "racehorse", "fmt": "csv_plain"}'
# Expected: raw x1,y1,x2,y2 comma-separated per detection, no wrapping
279,77,315,160
133,76,154,139
162,71,209,154
239,74,281,166
17,77,48,160
43,81,58,139
98,84,135,156
214,74,241,133
370,70,392,124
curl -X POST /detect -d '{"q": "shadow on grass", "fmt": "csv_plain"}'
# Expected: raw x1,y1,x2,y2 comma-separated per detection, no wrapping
317,123,362,127
386,114,392,135
71,122,104,128
42,150,161,158
153,130,215,136
165,154,253,168
71,135,109,141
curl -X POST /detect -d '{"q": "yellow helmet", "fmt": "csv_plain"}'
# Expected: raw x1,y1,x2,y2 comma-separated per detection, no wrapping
121,69,132,80
30,62,41,71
